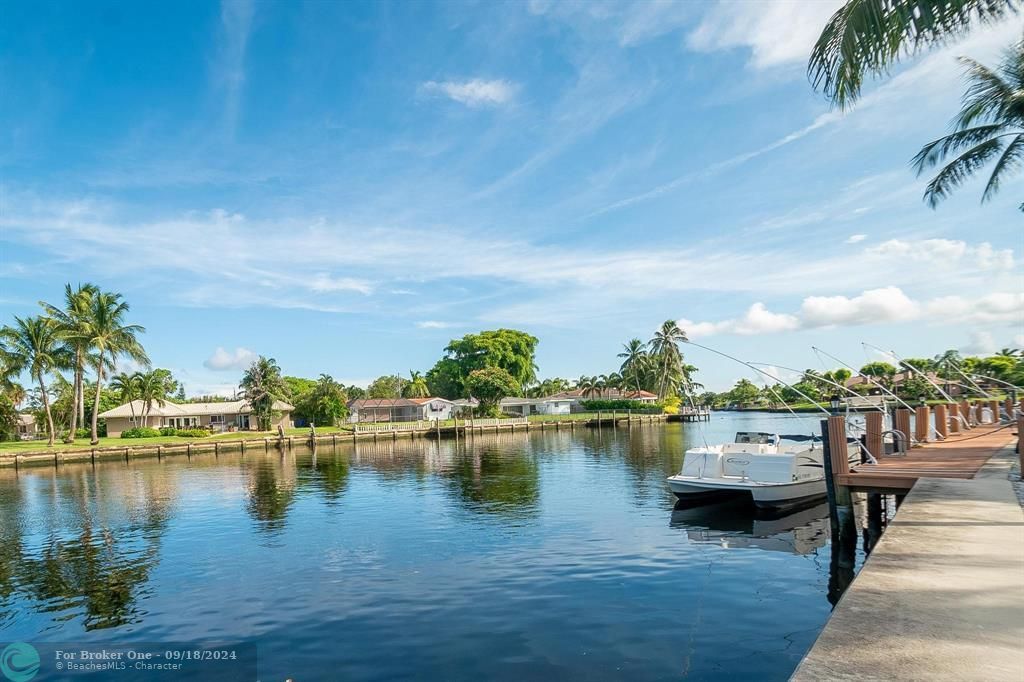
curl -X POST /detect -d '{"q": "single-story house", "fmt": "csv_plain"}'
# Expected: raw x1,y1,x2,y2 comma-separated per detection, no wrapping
452,396,577,417
98,399,294,437
17,414,37,440
549,388,659,409
348,397,454,423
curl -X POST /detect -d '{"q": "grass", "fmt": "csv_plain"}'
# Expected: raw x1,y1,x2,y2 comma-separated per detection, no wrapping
0,425,351,454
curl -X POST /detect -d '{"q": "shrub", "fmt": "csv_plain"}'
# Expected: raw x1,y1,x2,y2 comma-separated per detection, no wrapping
75,428,90,439
120,427,161,439
579,399,663,411
159,426,177,436
175,428,210,438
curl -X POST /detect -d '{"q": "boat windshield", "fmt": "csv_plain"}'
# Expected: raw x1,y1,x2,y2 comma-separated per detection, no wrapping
733,432,779,445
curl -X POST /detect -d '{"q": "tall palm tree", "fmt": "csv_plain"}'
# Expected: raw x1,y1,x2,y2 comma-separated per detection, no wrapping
241,356,288,431
649,320,688,399
137,369,174,427
403,370,430,398
0,316,71,446
109,372,141,427
996,347,1022,357
913,38,1024,210
808,0,1017,110
84,291,149,444
577,375,600,399
41,283,98,442
618,338,649,392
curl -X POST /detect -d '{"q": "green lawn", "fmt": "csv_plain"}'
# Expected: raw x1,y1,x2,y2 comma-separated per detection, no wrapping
0,425,351,454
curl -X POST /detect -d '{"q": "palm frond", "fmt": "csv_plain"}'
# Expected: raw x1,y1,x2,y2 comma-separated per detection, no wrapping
922,137,1005,207
957,56,1018,127
912,123,1006,171
808,0,1018,109
982,132,1024,201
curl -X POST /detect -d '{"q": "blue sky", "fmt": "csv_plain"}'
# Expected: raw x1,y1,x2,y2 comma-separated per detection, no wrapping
1,0,1021,394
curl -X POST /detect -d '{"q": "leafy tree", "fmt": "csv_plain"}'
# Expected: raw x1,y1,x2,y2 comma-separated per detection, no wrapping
996,347,1021,358
0,316,72,446
109,372,142,427
402,370,430,398
0,394,18,441
426,329,538,399
367,375,403,399
859,362,897,378
896,375,937,400
975,354,1017,380
912,37,1024,210
345,384,367,400
727,378,761,408
295,374,348,426
137,369,177,427
933,349,964,380
902,358,936,372
697,391,719,407
808,0,1017,109
40,283,99,442
649,320,687,399
240,356,288,431
465,366,520,415
781,381,823,403
283,376,317,401
618,338,650,392
83,291,148,444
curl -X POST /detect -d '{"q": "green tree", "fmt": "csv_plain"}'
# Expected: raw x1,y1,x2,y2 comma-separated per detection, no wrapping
933,349,964,380
618,338,650,392
808,0,1017,109
976,354,1017,380
402,370,430,398
109,372,142,427
296,374,349,426
649,320,687,399
727,378,761,408
426,329,538,399
913,37,1024,210
367,375,403,399
283,376,317,401
576,375,600,398
83,291,148,445
137,369,176,427
860,361,898,378
240,356,288,431
40,283,99,442
0,394,18,441
466,366,520,415
0,316,72,446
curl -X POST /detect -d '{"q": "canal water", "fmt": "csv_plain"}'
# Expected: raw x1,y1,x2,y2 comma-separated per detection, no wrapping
0,412,865,681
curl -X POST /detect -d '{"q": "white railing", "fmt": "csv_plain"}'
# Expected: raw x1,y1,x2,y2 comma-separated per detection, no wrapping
466,417,527,428
354,421,425,434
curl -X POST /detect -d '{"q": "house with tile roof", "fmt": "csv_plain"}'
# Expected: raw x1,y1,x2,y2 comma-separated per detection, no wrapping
98,399,294,436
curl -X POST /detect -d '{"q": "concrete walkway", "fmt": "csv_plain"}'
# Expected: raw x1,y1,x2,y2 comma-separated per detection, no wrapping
792,446,1024,681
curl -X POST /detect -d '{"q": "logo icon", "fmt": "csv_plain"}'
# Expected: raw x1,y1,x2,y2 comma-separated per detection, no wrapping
0,643,39,682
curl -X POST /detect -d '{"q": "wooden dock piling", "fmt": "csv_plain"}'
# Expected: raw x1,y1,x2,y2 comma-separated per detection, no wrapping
914,405,930,443
933,403,948,438
894,408,912,451
865,412,884,460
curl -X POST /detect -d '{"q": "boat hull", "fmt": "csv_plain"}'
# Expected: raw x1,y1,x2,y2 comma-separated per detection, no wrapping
667,476,826,510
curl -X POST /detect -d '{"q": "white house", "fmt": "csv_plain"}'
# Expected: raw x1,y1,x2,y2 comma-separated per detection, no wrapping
98,399,294,437
348,397,454,423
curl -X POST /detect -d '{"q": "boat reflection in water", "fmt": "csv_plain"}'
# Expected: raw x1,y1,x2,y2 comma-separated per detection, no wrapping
670,498,830,556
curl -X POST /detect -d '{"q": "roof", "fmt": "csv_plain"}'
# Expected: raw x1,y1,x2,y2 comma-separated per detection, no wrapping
349,397,452,409
17,414,34,426
549,388,658,400
98,399,293,419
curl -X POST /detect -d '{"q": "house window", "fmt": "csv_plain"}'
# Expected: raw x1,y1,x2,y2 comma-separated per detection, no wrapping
210,415,225,424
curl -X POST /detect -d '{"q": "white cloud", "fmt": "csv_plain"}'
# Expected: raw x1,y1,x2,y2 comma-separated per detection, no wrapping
866,238,1014,271
204,347,258,371
308,273,373,295
845,234,866,244
961,331,996,355
678,288,1022,338
686,0,843,69
215,0,255,135
420,79,517,107
800,287,919,327
416,320,458,329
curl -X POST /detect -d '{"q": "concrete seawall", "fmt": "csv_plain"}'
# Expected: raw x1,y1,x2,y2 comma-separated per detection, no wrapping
792,445,1024,680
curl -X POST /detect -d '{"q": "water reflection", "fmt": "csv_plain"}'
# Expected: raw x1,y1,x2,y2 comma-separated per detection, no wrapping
670,499,831,555
246,454,297,532
442,447,540,518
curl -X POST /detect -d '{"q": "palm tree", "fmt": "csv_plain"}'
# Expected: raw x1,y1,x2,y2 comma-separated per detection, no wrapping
109,372,141,427
137,369,175,427
996,347,1022,358
649,320,687,399
240,356,288,431
808,0,1017,110
0,316,71,446
577,375,600,399
913,38,1024,210
403,370,430,398
618,338,649,392
84,291,149,444
41,283,98,442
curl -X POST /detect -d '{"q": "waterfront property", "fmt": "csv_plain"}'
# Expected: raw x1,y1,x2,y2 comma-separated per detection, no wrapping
16,414,37,440
98,399,294,436
549,388,659,405
452,396,575,417
347,397,454,423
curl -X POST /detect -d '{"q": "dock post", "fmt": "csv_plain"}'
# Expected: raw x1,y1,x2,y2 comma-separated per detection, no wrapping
914,405,930,443
1018,415,1024,469
865,412,884,460
894,408,912,451
988,399,1000,424
960,400,973,428
933,403,948,438
1006,397,1015,420
948,403,961,434
821,416,852,537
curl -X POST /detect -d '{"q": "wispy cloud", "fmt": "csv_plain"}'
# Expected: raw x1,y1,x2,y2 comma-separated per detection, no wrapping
420,79,517,107
204,346,258,371
845,234,867,244
416,320,460,329
215,0,255,135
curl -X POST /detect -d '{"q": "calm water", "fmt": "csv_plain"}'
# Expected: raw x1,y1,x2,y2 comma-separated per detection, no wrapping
0,412,865,681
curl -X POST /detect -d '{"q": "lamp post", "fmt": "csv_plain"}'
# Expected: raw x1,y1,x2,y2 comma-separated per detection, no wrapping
829,395,842,415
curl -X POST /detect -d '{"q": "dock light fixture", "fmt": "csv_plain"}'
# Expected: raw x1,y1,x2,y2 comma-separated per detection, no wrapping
829,395,842,414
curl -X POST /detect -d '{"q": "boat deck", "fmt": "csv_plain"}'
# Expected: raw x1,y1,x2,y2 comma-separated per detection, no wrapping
835,423,1015,493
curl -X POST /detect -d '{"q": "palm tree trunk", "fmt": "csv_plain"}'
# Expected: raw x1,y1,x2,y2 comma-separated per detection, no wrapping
38,374,55,447
65,350,81,443
90,354,104,445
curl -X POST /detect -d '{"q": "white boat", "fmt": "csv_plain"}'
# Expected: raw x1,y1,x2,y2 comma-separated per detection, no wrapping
666,431,859,510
